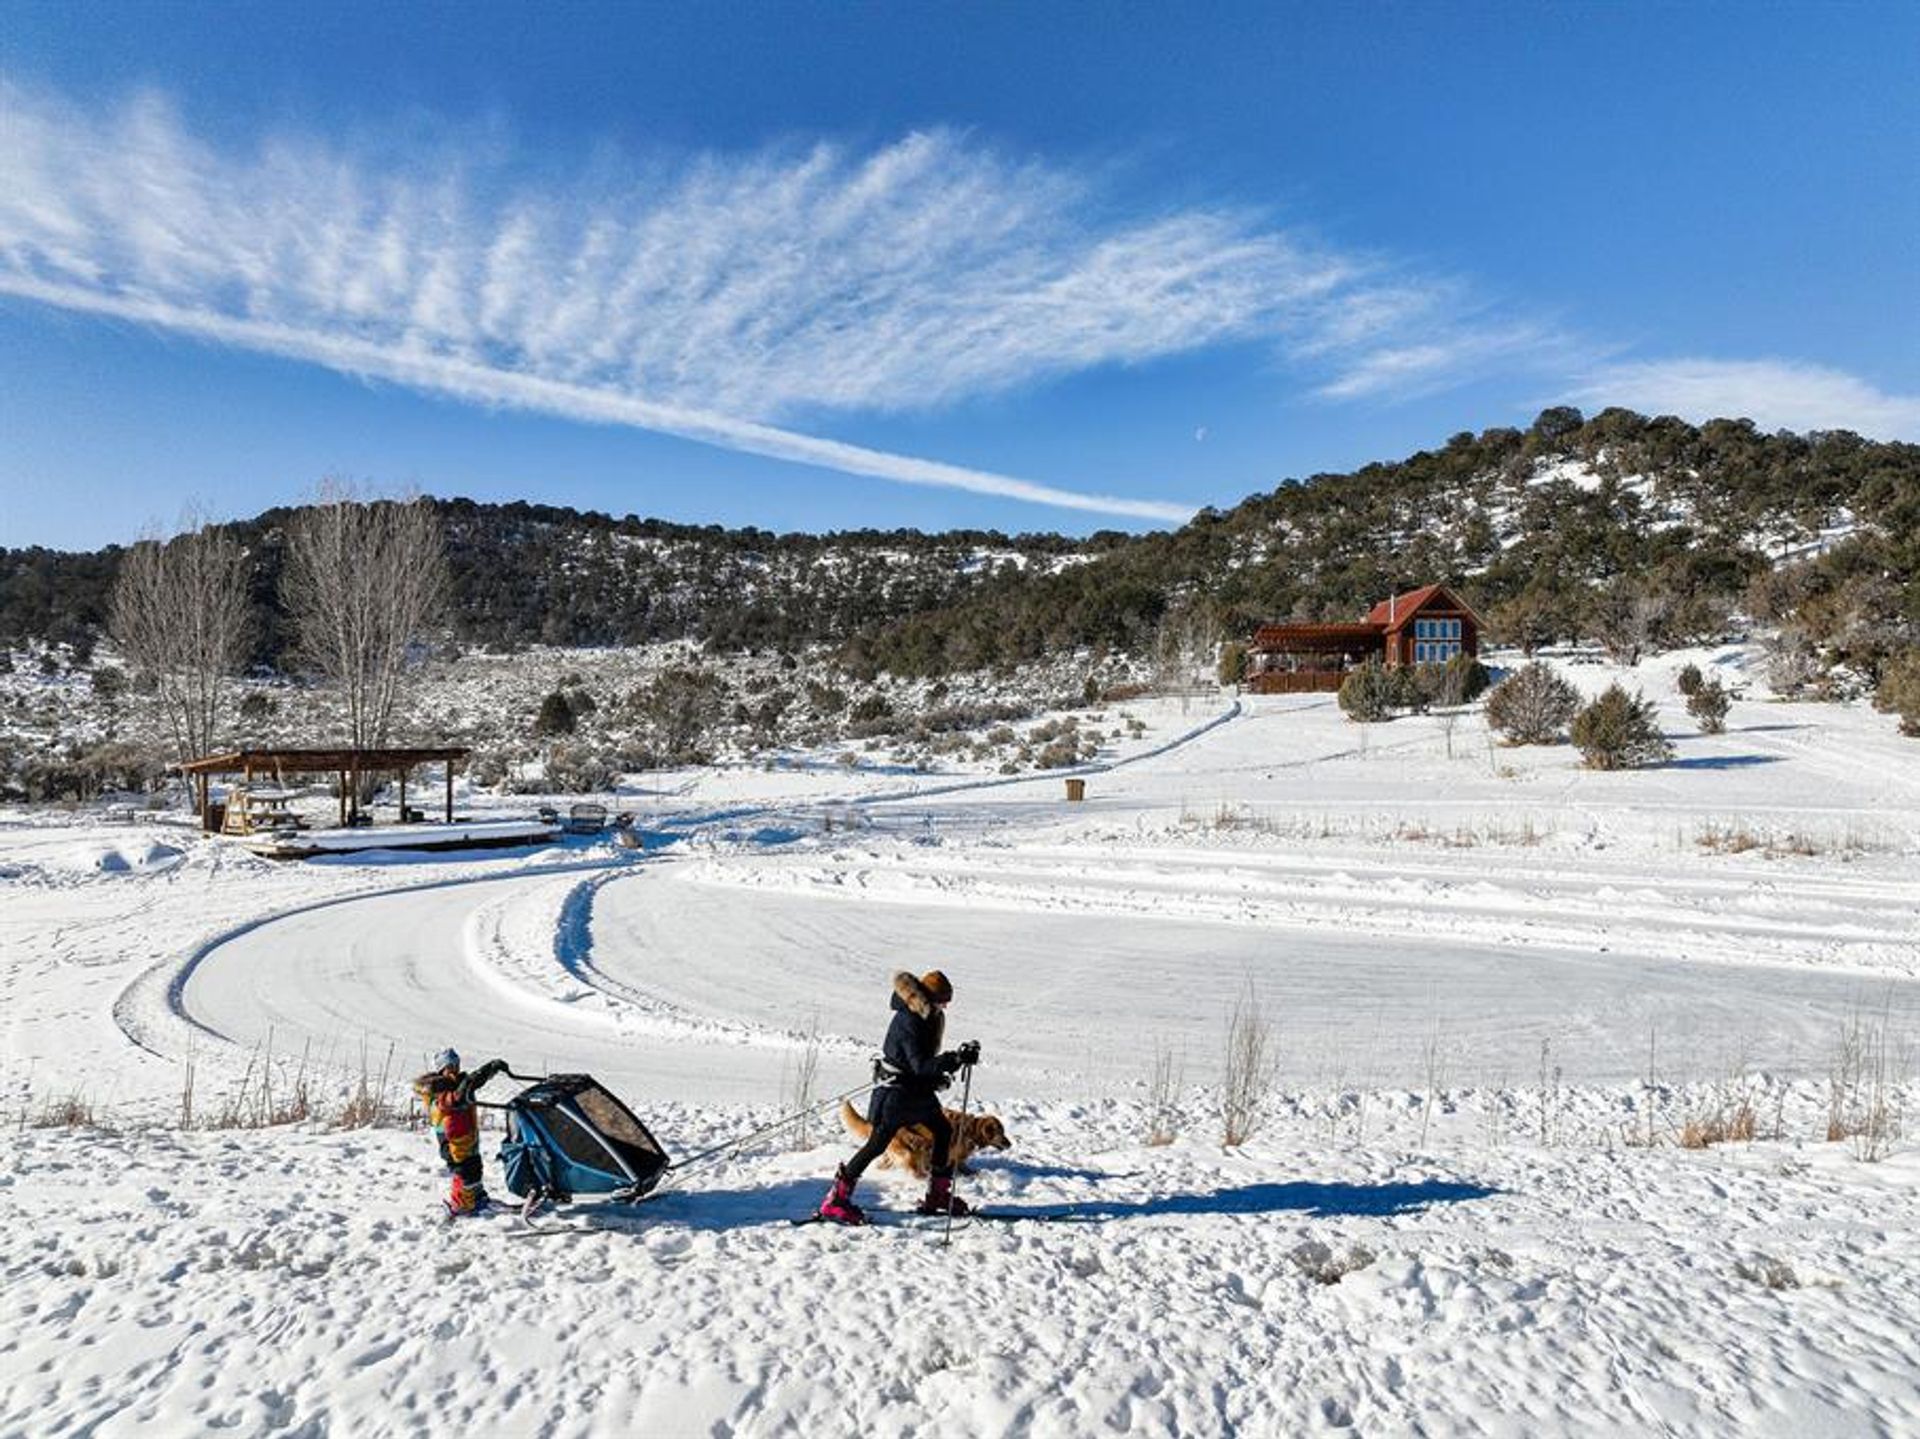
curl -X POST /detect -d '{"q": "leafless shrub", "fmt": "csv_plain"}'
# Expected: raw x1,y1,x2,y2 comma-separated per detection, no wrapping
1221,981,1276,1147
779,1017,824,1151
337,1042,399,1129
108,509,250,762
1828,1001,1907,1161
179,1043,196,1130
1418,1022,1448,1149
1145,1041,1184,1146
1536,1037,1563,1147
212,1033,317,1129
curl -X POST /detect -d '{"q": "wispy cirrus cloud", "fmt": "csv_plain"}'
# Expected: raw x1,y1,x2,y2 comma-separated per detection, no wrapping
1570,358,1920,442
0,82,1567,516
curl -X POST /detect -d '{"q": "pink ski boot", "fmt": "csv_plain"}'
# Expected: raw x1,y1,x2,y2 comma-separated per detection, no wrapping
818,1166,868,1225
916,1173,973,1217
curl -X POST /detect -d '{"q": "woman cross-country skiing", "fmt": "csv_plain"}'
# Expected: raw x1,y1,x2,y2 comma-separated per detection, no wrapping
819,969,981,1225
414,1048,507,1217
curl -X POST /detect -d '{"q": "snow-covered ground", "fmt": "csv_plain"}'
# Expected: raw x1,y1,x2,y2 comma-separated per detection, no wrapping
4,653,1918,1436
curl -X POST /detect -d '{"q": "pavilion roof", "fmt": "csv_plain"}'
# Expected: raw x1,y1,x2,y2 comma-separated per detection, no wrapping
1250,623,1386,652
177,747,469,775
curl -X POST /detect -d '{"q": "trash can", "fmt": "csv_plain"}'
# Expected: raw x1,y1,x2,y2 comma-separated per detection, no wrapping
1064,778,1087,802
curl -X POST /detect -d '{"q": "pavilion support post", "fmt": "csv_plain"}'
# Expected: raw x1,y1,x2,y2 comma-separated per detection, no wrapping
338,771,347,827
445,762,455,825
398,768,407,824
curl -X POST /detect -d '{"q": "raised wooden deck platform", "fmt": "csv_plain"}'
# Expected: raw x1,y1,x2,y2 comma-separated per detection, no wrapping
241,819,562,860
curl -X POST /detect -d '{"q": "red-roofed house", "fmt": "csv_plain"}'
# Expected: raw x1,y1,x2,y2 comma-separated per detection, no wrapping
1247,585,1481,693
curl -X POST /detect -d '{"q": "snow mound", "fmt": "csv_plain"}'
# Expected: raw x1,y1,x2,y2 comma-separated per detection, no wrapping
93,841,186,874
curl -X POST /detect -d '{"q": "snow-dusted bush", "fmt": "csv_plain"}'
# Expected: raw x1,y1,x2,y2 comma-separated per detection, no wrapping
1397,663,1444,714
1035,737,1080,769
1484,662,1580,745
1570,685,1673,770
631,666,727,760
1337,661,1396,723
534,689,577,736
1676,663,1705,697
467,747,514,790
1439,653,1491,706
1686,678,1731,734
90,666,127,704
543,742,618,794
1764,632,1820,698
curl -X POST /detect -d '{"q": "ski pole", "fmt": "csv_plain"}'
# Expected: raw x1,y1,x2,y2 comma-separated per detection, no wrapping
670,1078,880,1176
944,1061,974,1249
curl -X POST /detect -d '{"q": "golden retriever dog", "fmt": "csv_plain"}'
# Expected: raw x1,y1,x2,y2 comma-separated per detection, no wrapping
840,1099,1013,1177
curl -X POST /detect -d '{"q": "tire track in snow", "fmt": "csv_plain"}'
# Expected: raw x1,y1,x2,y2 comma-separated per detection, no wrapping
113,853,641,1060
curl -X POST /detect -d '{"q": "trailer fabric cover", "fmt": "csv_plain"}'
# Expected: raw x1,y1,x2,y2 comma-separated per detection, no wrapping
497,1074,670,1203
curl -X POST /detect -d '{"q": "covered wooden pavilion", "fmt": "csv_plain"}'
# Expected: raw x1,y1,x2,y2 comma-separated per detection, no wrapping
177,747,471,834
1246,623,1386,693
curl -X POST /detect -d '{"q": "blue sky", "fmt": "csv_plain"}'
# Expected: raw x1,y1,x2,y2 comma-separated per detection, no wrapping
3,1,1916,549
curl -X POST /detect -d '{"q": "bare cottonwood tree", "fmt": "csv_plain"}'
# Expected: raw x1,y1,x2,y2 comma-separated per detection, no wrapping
108,512,250,762
1153,603,1221,712
281,484,448,748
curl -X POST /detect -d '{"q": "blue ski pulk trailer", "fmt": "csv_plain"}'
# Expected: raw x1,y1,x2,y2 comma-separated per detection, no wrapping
492,1072,670,1207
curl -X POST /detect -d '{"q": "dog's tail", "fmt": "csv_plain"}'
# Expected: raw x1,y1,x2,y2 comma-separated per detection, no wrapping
839,1099,871,1141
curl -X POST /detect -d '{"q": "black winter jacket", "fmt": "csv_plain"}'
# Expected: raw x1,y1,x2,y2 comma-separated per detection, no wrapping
880,972,953,1097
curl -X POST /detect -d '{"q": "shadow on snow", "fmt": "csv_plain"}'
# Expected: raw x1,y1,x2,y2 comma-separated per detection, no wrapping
566,1175,1498,1232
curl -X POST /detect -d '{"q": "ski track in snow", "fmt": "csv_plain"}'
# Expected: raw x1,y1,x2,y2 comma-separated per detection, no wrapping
6,669,1920,1436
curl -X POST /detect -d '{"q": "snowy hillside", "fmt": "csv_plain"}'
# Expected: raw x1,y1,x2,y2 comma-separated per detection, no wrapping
4,654,1918,1435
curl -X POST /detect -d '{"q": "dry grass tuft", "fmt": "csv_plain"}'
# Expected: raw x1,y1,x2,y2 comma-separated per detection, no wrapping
1679,1099,1757,1149
1827,1004,1907,1161
31,1092,99,1129
1220,981,1276,1148
1696,819,1891,860
1144,1041,1184,1146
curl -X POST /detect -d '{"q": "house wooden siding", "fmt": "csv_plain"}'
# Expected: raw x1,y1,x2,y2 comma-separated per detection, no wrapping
1366,585,1480,668
1246,585,1480,691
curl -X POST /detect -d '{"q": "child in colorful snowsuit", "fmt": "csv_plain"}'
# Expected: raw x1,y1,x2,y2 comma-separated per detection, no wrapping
414,1049,507,1216
819,970,981,1224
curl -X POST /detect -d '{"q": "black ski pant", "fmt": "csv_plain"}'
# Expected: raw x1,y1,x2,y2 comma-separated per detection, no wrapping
843,1086,950,1183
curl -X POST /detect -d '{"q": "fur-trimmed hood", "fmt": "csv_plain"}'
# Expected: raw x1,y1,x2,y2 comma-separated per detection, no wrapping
891,971,946,1050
